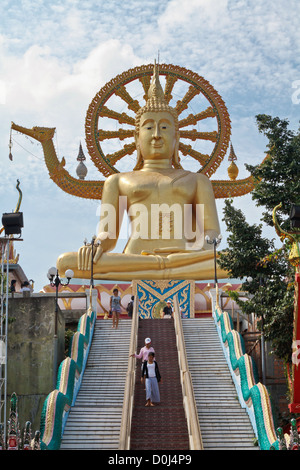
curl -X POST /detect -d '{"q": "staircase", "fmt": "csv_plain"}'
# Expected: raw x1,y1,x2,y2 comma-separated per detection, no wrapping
60,319,132,450
130,319,190,450
182,317,258,450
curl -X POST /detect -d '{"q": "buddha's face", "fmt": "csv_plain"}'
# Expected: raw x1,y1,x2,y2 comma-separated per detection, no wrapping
137,111,178,161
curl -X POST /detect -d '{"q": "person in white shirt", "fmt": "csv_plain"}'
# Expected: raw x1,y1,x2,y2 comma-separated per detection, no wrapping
141,352,161,406
130,337,155,366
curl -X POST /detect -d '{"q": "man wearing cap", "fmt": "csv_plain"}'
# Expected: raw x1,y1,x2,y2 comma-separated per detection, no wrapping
130,337,155,365
163,301,173,319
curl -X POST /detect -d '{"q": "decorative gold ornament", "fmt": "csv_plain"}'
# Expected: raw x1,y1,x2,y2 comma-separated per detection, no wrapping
85,62,231,178
10,63,273,281
10,63,261,200
227,143,239,181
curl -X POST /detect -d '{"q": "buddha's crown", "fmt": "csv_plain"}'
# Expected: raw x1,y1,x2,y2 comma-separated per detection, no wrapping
135,61,178,131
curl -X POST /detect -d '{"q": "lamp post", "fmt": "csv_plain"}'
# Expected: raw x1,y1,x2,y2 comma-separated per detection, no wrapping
259,276,267,386
83,236,101,288
83,237,102,317
47,267,74,387
246,275,266,385
47,267,74,334
205,234,222,287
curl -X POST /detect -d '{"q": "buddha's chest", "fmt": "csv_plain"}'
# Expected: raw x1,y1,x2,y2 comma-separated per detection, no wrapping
119,171,196,205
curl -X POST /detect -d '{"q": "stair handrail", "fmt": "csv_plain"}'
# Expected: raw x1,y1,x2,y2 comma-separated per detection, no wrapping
39,302,96,450
119,298,139,450
173,296,203,450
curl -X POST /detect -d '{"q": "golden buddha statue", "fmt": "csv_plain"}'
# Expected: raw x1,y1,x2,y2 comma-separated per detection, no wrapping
56,63,228,281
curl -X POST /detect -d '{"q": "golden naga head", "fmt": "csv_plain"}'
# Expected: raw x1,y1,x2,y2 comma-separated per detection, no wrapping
134,61,180,168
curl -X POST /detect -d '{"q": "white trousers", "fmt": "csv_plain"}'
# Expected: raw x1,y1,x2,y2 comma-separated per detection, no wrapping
145,377,160,403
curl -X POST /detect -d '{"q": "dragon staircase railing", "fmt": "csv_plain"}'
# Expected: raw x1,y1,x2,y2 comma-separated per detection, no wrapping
39,299,96,450
213,299,278,450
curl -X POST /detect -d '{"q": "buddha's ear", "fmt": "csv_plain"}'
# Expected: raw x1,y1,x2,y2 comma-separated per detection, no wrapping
134,131,143,170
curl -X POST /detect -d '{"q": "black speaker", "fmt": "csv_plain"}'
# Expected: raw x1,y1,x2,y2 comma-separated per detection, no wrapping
1,212,24,235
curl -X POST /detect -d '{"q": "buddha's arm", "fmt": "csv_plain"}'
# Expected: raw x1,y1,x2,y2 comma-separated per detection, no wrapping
78,174,124,270
95,174,124,253
195,174,221,249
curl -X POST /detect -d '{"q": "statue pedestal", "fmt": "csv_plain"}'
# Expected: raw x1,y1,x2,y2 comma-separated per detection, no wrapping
133,280,194,319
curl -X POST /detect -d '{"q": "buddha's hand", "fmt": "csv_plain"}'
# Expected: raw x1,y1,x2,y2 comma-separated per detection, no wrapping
78,242,103,270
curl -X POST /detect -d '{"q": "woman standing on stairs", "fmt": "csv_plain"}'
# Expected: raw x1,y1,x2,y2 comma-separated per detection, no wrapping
110,288,122,328
142,352,161,407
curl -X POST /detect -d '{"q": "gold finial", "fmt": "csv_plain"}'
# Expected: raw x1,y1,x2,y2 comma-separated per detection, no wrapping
147,60,166,104
135,61,179,133
227,143,239,181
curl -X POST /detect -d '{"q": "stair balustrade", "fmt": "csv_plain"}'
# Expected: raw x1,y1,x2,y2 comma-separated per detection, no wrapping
119,299,139,450
173,296,203,450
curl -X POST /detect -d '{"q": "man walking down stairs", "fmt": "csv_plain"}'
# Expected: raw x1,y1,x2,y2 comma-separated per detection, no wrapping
130,319,190,450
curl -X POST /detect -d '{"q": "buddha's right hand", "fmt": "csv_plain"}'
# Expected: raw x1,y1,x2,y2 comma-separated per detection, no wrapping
78,244,103,270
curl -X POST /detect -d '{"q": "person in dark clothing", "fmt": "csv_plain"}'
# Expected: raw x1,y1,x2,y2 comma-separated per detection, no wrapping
141,352,161,406
10,280,17,294
126,296,134,318
163,301,173,318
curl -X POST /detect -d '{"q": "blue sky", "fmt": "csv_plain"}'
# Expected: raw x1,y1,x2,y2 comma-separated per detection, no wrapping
0,0,299,292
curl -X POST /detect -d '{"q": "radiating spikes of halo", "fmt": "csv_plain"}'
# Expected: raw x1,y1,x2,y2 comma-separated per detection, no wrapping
180,130,218,143
178,107,217,128
85,63,231,178
175,85,200,116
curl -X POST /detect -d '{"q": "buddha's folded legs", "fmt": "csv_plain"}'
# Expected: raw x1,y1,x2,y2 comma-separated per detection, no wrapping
57,249,227,281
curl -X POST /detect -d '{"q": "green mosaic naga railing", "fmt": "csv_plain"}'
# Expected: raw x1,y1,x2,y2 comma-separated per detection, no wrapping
39,306,96,450
213,305,279,450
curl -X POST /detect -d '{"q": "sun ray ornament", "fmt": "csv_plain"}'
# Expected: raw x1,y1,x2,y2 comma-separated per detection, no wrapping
11,62,259,200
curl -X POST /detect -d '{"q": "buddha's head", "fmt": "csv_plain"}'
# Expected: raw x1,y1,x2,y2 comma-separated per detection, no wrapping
134,62,180,168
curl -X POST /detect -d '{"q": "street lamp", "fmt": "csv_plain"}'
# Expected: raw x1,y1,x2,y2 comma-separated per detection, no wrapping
246,275,266,385
83,236,101,288
47,267,74,335
47,267,73,388
205,234,222,287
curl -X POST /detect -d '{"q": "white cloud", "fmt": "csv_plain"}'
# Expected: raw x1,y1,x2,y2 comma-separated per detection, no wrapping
158,0,229,30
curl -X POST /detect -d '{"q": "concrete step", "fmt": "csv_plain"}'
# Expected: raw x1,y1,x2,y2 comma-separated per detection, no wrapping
182,318,257,451
60,319,132,450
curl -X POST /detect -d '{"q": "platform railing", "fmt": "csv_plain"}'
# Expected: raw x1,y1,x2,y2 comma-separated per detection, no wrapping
118,298,139,450
173,296,203,450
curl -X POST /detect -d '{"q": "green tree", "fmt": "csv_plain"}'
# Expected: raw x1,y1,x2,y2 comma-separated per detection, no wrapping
246,114,300,229
218,115,299,362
